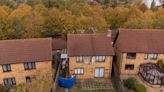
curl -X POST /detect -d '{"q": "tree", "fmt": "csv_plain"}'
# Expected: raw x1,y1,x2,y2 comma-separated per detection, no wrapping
151,0,157,11
157,59,164,68
0,84,4,92
0,6,9,40
8,4,44,39
42,8,65,37
104,6,129,29
10,72,52,92
138,3,148,12
123,77,136,89
153,8,164,29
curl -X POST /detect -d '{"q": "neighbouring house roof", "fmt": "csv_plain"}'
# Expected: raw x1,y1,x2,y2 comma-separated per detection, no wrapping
117,29,164,53
67,34,115,56
52,38,67,50
0,38,52,64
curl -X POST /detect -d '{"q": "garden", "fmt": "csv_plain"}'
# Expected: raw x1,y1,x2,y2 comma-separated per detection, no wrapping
123,77,147,92
57,78,116,92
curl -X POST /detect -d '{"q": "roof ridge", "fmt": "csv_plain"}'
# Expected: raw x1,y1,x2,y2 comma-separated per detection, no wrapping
0,38,51,42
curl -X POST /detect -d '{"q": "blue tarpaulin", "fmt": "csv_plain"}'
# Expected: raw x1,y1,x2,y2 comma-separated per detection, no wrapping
58,76,76,89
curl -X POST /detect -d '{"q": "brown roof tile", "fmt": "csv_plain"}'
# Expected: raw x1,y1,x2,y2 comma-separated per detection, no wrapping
52,38,67,50
118,29,164,53
0,38,52,64
67,34,115,56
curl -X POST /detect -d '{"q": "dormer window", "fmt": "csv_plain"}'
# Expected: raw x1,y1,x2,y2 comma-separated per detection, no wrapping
127,53,136,59
150,54,158,59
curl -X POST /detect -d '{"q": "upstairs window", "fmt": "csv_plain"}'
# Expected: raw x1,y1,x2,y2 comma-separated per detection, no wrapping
24,62,36,70
3,78,16,86
2,64,11,72
150,54,158,59
95,56,105,62
76,56,83,63
144,54,148,59
126,53,136,59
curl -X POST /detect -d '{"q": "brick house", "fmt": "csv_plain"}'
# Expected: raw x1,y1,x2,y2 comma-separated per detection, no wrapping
67,34,114,79
115,29,164,77
52,38,67,59
0,38,52,86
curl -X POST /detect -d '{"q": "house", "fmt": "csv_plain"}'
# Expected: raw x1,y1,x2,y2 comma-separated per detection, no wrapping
0,38,52,86
52,38,67,59
115,29,164,78
67,34,115,79
52,38,67,52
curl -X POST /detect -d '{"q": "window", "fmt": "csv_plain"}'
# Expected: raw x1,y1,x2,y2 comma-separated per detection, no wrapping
127,53,136,59
144,54,148,59
83,56,91,63
150,54,158,59
24,62,36,70
125,64,134,70
95,56,105,62
3,78,16,86
26,76,31,83
74,68,84,75
2,64,11,72
76,56,83,62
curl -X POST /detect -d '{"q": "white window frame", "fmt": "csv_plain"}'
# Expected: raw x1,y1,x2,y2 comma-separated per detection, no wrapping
74,68,84,75
76,56,83,62
150,53,158,59
95,56,105,62
144,54,148,59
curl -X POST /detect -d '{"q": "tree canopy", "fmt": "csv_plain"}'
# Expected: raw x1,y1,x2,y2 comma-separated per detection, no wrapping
0,0,163,39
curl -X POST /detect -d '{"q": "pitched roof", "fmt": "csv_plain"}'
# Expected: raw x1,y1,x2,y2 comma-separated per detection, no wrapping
52,38,67,50
0,38,52,64
118,29,164,53
67,34,115,56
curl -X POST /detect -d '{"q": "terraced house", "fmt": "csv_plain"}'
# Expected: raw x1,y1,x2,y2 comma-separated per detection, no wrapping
0,38,52,86
115,29,164,79
67,34,115,79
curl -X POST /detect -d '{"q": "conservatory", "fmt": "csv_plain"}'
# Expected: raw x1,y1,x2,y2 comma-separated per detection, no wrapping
139,62,164,85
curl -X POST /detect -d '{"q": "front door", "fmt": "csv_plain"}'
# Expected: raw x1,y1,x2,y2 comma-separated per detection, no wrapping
95,68,104,77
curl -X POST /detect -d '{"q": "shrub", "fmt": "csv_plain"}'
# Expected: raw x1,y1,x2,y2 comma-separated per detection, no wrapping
0,84,4,92
123,77,136,89
157,59,164,68
134,83,147,92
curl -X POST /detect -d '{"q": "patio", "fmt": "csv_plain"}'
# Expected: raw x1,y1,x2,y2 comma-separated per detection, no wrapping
69,78,116,92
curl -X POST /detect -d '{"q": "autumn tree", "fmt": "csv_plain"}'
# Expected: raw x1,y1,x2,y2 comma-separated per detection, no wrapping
9,72,52,92
153,8,164,29
104,6,129,29
151,0,157,11
8,4,44,39
0,6,9,40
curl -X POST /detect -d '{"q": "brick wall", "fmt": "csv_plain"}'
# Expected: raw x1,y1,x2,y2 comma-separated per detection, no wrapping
0,61,52,85
118,53,163,75
69,56,113,79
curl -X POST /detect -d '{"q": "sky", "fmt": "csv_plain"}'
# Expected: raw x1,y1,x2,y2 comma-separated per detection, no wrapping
142,0,162,8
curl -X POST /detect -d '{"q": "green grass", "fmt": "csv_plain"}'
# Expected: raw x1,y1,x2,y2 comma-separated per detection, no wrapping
134,83,147,92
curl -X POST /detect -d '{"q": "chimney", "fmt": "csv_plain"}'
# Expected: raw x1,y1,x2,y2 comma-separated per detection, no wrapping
107,29,112,37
